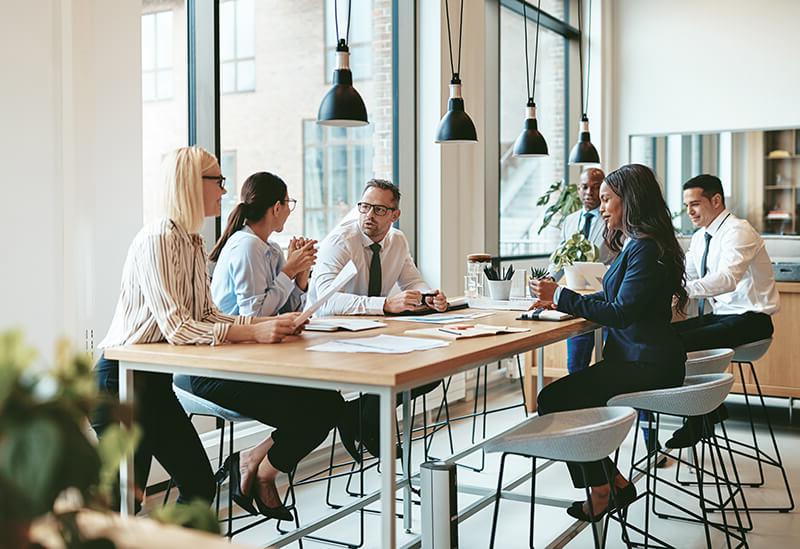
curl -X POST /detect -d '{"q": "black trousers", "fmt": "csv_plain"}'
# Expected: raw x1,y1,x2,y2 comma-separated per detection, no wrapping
672,311,774,352
537,358,685,488
189,377,345,473
91,356,216,508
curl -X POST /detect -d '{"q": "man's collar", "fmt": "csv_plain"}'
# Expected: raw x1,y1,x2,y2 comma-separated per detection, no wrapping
583,206,600,216
705,209,731,237
359,226,388,248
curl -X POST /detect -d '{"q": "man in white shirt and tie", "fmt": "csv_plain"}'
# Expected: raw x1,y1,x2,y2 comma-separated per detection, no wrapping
308,179,447,457
547,167,610,374
667,174,780,448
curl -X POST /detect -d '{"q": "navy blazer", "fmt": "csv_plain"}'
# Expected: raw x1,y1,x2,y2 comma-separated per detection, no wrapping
557,237,686,366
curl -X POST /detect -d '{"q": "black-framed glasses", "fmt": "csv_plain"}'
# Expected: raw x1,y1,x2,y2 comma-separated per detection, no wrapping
202,175,226,190
281,198,298,212
357,202,396,217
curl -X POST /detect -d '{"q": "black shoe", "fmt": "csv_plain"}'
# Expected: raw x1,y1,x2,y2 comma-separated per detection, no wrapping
665,424,703,449
567,483,637,523
338,402,363,464
360,433,402,460
253,492,294,522
224,452,258,515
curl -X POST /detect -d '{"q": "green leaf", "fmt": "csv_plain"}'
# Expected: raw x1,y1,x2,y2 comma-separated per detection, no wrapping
0,417,62,517
150,499,220,535
97,424,141,499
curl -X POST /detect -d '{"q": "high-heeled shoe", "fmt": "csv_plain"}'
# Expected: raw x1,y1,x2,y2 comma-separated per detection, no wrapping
253,490,294,521
222,452,258,515
566,483,637,523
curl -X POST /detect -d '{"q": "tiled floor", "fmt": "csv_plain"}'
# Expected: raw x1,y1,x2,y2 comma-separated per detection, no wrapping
146,378,799,548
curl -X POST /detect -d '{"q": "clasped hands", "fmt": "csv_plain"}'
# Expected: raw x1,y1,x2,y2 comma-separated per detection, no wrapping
528,276,559,311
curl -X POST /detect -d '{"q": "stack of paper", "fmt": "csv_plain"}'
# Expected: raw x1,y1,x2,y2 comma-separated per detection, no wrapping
306,319,387,332
405,324,530,340
467,297,536,311
308,334,449,354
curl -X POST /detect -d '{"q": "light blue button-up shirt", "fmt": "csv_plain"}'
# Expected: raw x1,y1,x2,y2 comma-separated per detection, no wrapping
210,226,306,317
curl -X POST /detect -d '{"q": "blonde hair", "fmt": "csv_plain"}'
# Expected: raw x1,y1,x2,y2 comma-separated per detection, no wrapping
160,146,218,233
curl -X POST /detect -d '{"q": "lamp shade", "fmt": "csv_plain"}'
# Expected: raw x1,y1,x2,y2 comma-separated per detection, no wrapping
568,114,600,165
318,44,368,127
435,80,477,143
513,102,548,157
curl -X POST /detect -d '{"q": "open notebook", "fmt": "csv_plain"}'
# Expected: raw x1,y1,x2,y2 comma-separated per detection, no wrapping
404,324,529,340
306,319,387,332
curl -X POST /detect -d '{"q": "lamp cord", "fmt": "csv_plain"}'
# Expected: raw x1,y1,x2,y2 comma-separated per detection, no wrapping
577,0,592,115
444,0,465,79
334,0,353,45
523,0,543,103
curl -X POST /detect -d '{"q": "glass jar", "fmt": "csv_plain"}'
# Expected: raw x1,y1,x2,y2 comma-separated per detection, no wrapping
466,253,493,297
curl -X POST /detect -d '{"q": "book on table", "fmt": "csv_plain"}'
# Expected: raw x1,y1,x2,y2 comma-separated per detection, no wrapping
305,319,387,332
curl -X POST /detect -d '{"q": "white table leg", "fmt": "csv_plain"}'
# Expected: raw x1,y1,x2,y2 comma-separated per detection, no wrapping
118,362,136,516
380,387,397,548
402,390,413,533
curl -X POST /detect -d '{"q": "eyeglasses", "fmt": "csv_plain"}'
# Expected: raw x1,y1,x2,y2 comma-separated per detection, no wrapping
357,202,396,217
281,198,298,212
202,175,226,191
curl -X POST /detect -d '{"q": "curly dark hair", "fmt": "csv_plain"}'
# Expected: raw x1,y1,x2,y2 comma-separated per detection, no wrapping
603,164,688,313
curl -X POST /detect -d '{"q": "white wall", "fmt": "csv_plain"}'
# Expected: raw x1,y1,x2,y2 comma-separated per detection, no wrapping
0,0,142,356
606,0,800,168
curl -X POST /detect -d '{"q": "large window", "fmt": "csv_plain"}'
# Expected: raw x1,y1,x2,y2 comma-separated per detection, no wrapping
220,0,255,93
220,0,394,246
141,1,187,223
499,0,572,257
142,10,174,101
303,122,374,238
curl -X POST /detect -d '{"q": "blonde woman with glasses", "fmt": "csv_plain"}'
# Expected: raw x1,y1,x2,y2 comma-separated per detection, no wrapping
91,147,304,514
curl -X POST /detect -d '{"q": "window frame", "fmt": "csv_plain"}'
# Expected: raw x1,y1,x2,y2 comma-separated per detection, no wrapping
219,0,256,94
494,0,580,262
141,9,175,102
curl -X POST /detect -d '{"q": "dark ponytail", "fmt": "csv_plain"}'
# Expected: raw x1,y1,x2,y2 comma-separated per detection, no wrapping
209,172,288,262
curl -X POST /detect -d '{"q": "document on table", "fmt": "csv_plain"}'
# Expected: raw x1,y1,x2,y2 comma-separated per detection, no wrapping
386,311,494,324
404,324,530,340
308,334,450,354
295,260,358,327
305,319,387,332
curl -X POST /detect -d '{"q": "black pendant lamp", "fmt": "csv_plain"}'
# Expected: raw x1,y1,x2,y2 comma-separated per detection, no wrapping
435,0,477,143
318,0,368,127
568,0,600,165
513,0,548,157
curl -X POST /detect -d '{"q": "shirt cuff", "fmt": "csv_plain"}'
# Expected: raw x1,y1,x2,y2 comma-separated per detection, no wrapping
275,271,295,295
212,323,230,345
234,315,253,325
368,296,387,315
553,285,564,306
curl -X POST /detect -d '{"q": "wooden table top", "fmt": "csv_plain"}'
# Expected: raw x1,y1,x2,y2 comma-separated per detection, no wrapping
104,310,596,389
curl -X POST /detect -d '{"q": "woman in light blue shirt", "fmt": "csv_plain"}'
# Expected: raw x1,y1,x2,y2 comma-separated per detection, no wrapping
209,172,316,315
187,172,359,520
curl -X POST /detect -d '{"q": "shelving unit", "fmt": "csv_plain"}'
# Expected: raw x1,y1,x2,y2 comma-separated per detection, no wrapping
763,129,800,234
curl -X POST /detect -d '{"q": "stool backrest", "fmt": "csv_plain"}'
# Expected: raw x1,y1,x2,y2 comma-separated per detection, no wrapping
486,406,636,463
607,373,733,417
732,338,772,363
173,384,250,422
685,348,734,377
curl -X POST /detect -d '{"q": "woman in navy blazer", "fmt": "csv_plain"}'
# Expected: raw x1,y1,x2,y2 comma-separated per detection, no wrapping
530,164,688,522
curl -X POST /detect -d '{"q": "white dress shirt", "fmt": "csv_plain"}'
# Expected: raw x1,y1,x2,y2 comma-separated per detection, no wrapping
307,220,430,316
210,226,305,317
685,210,779,316
548,207,612,279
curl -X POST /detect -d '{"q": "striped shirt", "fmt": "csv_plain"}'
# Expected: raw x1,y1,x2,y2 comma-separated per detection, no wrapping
99,219,251,349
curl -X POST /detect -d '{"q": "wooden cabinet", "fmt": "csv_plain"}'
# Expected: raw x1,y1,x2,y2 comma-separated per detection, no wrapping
763,129,800,235
732,282,800,398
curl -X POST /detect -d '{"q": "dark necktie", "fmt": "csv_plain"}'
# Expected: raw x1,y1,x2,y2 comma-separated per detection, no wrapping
368,242,382,297
698,232,713,316
582,211,593,239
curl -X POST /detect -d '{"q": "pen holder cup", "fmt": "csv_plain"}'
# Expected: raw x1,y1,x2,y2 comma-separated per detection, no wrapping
486,279,512,301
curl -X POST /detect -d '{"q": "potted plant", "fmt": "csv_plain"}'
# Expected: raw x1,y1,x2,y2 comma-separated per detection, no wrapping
535,180,582,235
0,330,217,549
550,233,599,289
